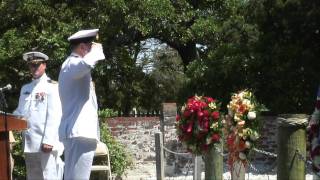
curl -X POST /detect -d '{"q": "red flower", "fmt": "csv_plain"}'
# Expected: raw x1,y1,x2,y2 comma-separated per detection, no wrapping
239,105,246,113
202,120,209,132
176,95,222,154
183,110,191,118
206,97,215,103
227,135,235,146
211,111,220,120
197,111,204,118
200,101,208,108
186,122,193,133
176,115,181,121
238,140,246,151
211,133,220,142
203,110,209,117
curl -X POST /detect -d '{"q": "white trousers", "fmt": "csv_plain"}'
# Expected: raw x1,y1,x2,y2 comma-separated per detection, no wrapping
25,151,64,180
63,137,97,180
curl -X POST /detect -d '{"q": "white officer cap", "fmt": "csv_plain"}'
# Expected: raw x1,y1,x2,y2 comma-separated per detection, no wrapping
68,29,99,43
22,51,49,62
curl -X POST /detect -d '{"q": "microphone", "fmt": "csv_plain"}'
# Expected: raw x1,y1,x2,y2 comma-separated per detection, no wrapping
0,84,12,91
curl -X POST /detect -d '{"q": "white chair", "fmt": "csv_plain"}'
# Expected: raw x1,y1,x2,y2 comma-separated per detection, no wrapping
91,141,112,180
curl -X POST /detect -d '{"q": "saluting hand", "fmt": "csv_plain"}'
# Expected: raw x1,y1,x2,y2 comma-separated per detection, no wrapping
41,144,53,153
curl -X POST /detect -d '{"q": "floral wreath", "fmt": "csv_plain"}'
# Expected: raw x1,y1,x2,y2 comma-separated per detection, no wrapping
225,90,262,170
176,95,224,155
307,86,320,174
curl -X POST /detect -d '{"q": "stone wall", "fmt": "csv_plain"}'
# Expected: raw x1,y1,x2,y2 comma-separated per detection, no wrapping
105,109,280,174
106,117,160,163
253,115,278,167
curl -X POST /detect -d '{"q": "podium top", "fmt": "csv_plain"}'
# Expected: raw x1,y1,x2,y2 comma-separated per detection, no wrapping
0,112,27,132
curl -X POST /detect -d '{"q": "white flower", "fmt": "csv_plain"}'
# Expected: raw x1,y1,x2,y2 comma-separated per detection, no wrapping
247,111,256,120
181,105,186,112
237,120,245,127
234,114,241,122
250,131,259,141
239,152,247,160
245,141,251,148
242,99,251,106
228,109,234,117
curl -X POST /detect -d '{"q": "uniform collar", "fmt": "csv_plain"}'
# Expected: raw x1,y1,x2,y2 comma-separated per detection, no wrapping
32,73,48,84
71,52,80,58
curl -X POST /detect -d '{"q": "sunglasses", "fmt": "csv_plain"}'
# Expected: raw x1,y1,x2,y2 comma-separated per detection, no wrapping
27,61,44,68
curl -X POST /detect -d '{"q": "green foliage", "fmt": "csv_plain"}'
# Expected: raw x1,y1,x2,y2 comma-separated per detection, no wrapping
99,122,133,177
139,42,187,110
1,0,319,124
245,0,320,113
97,111,133,177
12,132,26,179
181,0,320,114
98,108,118,118
179,1,260,110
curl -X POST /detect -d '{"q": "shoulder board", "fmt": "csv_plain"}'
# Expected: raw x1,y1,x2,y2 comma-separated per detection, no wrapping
47,80,58,84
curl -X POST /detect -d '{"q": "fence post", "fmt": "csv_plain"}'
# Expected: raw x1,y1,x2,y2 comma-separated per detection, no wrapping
155,132,165,180
277,114,308,180
193,155,202,180
204,142,223,180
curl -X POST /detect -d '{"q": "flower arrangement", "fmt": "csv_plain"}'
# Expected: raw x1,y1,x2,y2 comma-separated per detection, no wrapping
176,95,224,155
307,87,320,173
225,90,262,169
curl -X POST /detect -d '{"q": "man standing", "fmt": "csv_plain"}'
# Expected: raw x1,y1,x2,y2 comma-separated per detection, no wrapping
58,29,105,180
14,51,64,180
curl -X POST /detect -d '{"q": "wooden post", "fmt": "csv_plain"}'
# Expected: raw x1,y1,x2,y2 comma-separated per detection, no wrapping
204,143,223,180
155,132,165,180
193,155,202,180
277,114,308,180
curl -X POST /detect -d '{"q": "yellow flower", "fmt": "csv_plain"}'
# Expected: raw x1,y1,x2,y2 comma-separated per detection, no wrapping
211,122,219,129
209,102,217,110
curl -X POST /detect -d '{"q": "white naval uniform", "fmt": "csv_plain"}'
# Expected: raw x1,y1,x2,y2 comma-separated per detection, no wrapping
13,73,64,180
58,44,105,180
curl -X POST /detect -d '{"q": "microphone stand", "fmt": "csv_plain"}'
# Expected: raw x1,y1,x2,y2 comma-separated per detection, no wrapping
0,90,12,180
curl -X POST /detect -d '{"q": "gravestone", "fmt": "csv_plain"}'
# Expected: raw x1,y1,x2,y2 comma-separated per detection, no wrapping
160,103,203,178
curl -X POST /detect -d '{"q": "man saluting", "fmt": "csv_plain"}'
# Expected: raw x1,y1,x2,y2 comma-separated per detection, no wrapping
58,29,105,180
